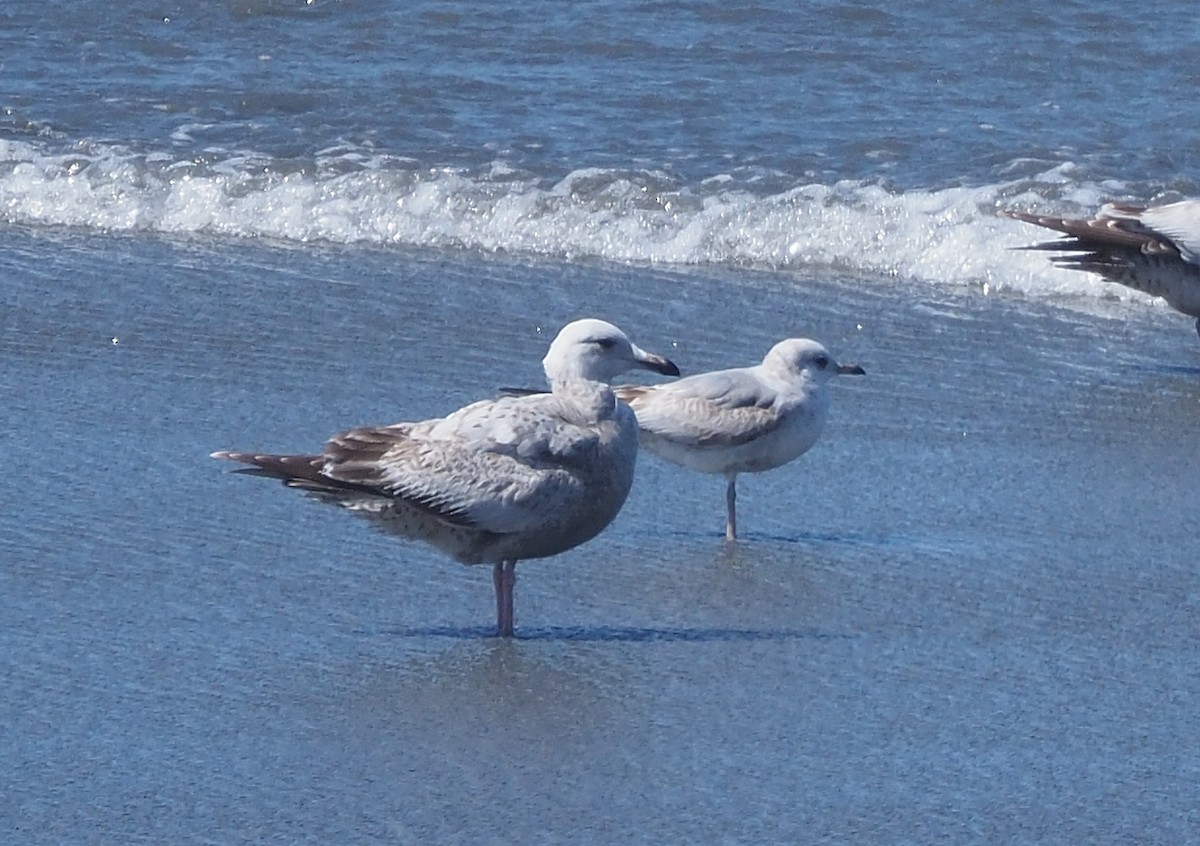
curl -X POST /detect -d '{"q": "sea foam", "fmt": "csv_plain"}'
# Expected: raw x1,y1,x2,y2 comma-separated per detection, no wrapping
0,137,1151,305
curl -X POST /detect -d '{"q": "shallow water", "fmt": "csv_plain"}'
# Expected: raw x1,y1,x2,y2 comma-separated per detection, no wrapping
5,0,1200,840
3,227,1199,842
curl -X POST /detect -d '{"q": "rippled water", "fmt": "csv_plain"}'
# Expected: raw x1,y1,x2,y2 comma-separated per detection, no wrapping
2,0,1199,299
3,227,1199,842
3,1,1200,842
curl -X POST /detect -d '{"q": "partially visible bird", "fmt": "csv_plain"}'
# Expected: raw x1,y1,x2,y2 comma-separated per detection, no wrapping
1002,200,1200,336
211,318,679,637
613,338,864,541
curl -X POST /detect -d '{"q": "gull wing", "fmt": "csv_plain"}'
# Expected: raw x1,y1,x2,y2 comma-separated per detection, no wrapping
321,394,602,534
1101,200,1200,265
1004,206,1200,319
617,370,782,449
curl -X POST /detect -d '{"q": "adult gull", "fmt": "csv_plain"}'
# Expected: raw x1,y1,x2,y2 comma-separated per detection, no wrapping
1003,200,1200,337
211,318,679,637
614,338,864,541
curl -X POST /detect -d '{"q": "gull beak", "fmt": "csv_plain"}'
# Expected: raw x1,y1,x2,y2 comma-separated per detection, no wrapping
837,362,866,376
633,345,681,377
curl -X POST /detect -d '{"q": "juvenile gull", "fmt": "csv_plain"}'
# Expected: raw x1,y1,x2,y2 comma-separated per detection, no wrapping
211,318,679,637
614,339,864,541
1003,201,1200,337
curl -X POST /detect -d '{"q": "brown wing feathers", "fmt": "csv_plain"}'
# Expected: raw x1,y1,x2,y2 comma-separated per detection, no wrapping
1000,209,1181,258
214,428,481,527
319,426,405,486
209,450,380,497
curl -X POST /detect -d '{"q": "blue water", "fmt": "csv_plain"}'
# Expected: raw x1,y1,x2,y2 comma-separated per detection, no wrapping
3,0,1198,289
4,2,1200,843
6,0,1198,185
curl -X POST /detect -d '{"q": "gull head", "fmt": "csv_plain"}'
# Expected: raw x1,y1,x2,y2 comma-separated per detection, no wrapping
763,338,866,383
543,318,680,385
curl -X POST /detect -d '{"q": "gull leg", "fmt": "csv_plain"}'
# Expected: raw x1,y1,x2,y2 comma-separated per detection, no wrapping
493,562,504,634
725,473,738,542
504,560,517,637
493,559,517,637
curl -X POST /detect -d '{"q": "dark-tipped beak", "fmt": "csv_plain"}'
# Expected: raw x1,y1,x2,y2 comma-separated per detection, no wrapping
838,363,866,376
635,347,681,377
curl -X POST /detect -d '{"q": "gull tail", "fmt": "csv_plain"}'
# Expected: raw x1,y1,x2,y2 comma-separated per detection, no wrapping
210,450,343,494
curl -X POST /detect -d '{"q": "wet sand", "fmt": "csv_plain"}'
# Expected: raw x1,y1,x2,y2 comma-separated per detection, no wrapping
3,228,1199,843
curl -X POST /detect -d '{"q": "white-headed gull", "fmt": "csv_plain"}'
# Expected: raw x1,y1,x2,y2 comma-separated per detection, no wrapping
212,318,679,637
613,338,863,541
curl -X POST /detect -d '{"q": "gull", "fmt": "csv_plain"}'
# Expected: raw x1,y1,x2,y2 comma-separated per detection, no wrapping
211,318,679,638
1003,200,1200,337
614,339,864,541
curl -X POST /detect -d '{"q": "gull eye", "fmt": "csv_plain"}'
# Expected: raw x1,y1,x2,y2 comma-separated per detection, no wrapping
814,354,830,368
595,337,617,350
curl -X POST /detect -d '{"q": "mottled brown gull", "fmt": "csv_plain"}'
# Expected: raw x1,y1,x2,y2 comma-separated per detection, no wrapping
211,318,679,637
1003,200,1200,337
614,339,864,541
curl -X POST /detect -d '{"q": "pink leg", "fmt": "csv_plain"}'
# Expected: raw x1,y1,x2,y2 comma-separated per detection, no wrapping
493,560,517,637
493,562,504,633
725,474,738,542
